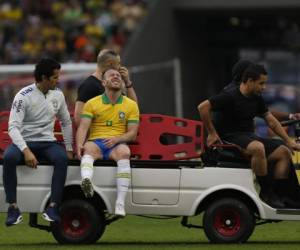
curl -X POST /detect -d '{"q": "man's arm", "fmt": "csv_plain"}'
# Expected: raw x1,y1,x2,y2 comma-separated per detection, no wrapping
198,100,221,147
270,110,300,121
126,86,138,103
264,112,300,151
76,117,92,159
8,98,27,151
57,93,74,158
8,94,38,168
119,66,138,103
74,101,85,127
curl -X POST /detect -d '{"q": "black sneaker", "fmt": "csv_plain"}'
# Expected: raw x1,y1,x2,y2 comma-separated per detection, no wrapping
259,190,285,209
6,206,23,226
42,206,61,223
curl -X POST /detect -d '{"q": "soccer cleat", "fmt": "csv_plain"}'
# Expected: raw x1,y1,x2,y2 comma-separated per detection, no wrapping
6,206,23,226
42,206,61,223
81,178,94,198
115,202,126,217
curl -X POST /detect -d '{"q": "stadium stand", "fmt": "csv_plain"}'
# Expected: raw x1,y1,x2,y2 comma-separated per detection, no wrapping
0,0,147,64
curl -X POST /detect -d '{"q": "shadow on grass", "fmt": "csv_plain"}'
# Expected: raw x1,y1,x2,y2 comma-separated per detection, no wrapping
1,240,300,247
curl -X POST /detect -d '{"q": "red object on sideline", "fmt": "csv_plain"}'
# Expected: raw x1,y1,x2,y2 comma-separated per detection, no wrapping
129,114,204,160
0,112,204,160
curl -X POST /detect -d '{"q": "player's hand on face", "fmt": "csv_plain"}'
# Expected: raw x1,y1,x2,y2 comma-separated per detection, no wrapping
119,67,130,86
23,148,38,168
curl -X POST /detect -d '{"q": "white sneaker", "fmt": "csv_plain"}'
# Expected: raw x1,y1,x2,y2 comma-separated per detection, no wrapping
81,178,94,198
115,202,126,217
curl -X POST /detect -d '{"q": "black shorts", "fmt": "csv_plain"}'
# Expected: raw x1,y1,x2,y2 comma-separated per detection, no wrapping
221,132,285,157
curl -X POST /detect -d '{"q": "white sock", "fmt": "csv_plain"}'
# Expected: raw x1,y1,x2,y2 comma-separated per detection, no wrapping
116,159,131,205
81,154,94,180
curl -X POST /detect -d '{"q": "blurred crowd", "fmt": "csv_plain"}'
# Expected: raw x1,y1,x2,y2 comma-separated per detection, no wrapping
0,0,147,64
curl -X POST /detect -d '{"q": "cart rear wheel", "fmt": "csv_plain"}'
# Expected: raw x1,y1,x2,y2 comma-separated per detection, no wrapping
203,197,255,243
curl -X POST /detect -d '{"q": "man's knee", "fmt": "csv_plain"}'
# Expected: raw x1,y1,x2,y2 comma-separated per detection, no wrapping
278,145,292,159
49,145,68,165
269,145,292,161
3,145,22,166
53,152,68,167
112,145,131,160
83,142,101,159
247,141,265,156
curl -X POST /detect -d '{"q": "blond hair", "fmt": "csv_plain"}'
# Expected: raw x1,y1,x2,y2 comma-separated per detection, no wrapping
97,49,119,68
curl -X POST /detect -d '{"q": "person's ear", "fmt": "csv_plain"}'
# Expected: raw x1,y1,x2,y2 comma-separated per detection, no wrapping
41,75,47,82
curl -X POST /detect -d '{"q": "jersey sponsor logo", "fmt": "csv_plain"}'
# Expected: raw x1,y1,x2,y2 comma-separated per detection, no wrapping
119,111,125,121
12,100,23,113
106,120,112,126
20,87,33,96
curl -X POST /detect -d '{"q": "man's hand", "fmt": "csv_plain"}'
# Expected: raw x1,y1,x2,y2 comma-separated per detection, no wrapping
103,137,120,148
289,113,300,120
76,144,84,160
286,139,300,152
23,148,38,168
67,151,73,160
119,66,132,87
207,133,222,147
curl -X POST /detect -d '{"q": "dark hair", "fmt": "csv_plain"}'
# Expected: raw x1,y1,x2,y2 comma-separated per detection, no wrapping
34,58,61,82
241,64,267,83
232,60,254,83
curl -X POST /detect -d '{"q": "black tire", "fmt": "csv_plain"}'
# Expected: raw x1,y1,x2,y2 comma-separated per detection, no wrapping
203,197,255,243
51,199,106,244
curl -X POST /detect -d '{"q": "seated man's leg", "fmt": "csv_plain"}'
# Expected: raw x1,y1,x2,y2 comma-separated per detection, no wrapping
109,144,131,217
223,133,268,176
3,144,23,226
287,160,300,201
40,142,68,222
267,145,290,179
247,140,285,208
267,143,300,208
223,133,284,208
81,141,103,198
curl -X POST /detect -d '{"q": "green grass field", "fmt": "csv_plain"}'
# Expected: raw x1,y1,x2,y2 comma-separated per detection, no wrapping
0,214,300,250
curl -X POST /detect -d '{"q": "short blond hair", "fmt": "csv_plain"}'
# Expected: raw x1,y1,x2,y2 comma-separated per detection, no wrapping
97,49,119,68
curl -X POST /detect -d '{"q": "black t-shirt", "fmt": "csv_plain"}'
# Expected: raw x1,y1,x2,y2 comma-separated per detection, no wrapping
212,81,238,127
76,75,104,102
222,80,239,92
209,88,268,136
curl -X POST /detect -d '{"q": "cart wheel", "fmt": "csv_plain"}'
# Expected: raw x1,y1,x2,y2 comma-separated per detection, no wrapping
203,197,255,243
51,199,106,244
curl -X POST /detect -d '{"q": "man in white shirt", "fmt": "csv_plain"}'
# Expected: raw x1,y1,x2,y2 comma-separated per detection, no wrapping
3,58,73,226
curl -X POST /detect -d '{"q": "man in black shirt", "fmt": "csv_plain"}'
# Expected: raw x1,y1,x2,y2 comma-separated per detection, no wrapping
223,59,300,120
74,49,138,126
198,64,300,208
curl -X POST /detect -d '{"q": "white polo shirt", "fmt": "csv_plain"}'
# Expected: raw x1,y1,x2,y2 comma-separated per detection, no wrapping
8,83,73,151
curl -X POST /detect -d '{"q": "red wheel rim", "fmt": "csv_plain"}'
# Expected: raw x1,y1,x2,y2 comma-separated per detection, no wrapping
62,208,91,238
213,208,241,237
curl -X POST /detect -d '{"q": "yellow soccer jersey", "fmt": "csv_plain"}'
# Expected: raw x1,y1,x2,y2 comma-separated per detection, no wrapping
81,94,139,140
